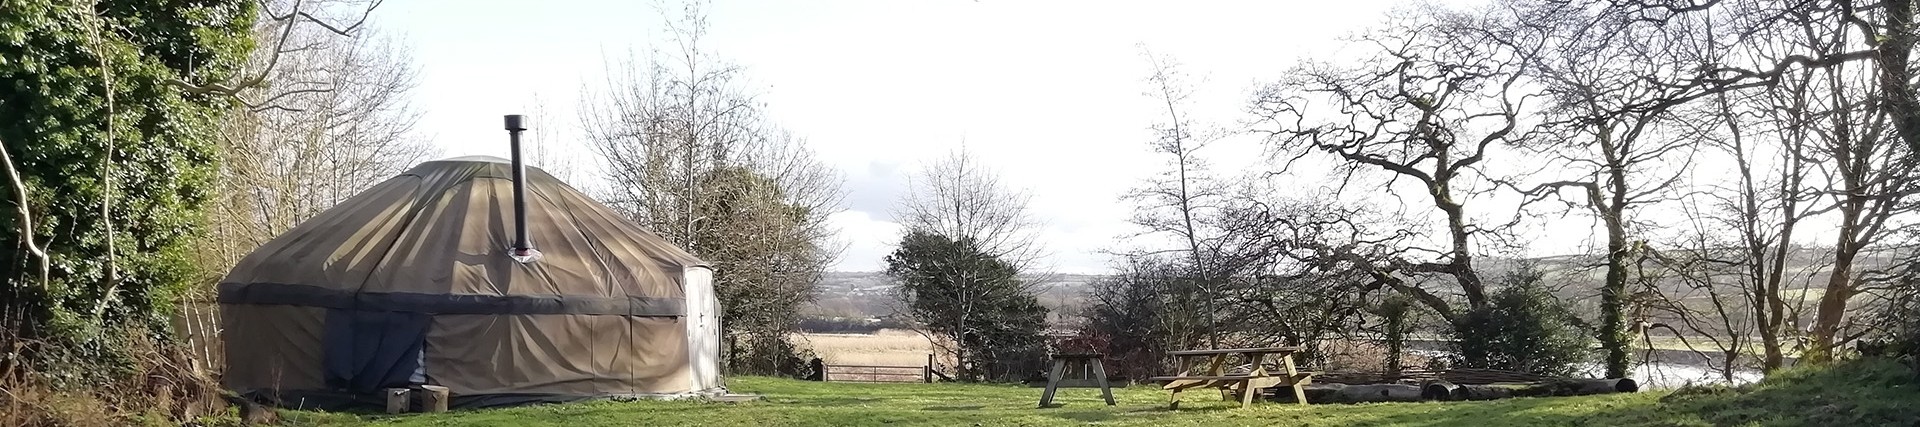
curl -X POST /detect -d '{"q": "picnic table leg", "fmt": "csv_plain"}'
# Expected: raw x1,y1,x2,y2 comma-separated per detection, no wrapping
1232,352,1270,407
1207,355,1234,401
1166,355,1197,410
1038,358,1066,408
1090,359,1115,406
1283,355,1308,405
1239,379,1256,408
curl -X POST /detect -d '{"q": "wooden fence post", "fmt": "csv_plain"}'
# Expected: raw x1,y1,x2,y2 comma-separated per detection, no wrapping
924,354,933,383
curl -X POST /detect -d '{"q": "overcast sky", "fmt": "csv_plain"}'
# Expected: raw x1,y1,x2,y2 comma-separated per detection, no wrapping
376,0,1472,274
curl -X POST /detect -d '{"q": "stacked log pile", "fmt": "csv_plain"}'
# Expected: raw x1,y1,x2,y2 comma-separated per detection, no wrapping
1268,369,1638,404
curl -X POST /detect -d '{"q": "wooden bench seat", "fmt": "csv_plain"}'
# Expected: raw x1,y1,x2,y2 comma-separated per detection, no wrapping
1148,372,1317,382
1166,346,1303,356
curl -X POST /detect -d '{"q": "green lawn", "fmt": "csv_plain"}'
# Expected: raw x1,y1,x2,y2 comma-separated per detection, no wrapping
285,359,1920,427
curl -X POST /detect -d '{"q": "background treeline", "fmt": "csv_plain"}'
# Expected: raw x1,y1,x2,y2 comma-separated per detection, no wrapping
1082,0,1920,384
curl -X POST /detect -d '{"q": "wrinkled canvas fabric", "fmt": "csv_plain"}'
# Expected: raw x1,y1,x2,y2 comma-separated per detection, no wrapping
219,157,715,408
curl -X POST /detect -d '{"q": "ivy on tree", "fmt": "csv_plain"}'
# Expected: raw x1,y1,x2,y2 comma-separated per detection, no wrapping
0,0,255,375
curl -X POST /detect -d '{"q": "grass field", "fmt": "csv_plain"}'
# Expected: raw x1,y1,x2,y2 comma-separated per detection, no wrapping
1642,336,1800,358
281,359,1920,427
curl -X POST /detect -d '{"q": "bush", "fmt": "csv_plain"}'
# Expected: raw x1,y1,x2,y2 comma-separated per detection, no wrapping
1,330,237,427
1451,268,1593,377
1859,281,1920,374
1077,257,1207,381
726,335,819,379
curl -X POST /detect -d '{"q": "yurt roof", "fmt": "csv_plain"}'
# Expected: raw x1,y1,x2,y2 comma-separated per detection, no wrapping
218,156,707,309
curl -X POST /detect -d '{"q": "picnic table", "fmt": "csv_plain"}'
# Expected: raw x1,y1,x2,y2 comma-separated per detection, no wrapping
1036,353,1116,408
1146,346,1315,409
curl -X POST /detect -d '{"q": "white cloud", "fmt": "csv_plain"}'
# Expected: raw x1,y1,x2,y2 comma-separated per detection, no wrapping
386,0,1431,274
826,210,904,273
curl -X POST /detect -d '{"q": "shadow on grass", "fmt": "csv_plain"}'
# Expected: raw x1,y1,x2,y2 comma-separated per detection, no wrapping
1134,404,1236,414
775,396,885,406
1043,410,1119,422
1659,359,1920,427
1037,400,1129,409
291,361,1920,427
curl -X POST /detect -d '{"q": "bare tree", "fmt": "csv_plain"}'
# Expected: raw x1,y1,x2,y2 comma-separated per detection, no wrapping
1249,6,1544,323
1794,33,1918,364
1613,0,1920,363
579,0,844,374
199,1,431,278
524,94,591,186
1650,210,1764,382
894,148,1047,274
171,0,385,108
1115,47,1232,348
1709,84,1820,373
1206,188,1390,364
1482,0,1707,378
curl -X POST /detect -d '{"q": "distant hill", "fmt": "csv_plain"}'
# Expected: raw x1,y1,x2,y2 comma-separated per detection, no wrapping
804,246,1908,332
808,271,1107,327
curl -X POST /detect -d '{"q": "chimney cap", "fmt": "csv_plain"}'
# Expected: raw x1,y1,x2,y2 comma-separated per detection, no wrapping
504,114,526,131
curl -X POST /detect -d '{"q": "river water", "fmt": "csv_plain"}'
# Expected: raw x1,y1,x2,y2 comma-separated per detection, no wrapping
1574,362,1763,388
1406,349,1765,388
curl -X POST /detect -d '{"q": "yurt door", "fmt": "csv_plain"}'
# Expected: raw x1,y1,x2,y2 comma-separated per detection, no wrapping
683,266,723,392
321,309,431,393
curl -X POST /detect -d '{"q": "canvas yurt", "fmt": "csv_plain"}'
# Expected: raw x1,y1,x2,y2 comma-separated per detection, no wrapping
218,116,723,409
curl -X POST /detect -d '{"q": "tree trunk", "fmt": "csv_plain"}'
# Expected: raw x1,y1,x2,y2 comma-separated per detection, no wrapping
1593,128,1634,380
1808,239,1858,363
1438,197,1486,309
1385,315,1405,375
1598,195,1631,377
1878,0,1920,155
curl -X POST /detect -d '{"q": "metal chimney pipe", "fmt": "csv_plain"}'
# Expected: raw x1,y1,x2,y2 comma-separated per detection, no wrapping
504,114,538,262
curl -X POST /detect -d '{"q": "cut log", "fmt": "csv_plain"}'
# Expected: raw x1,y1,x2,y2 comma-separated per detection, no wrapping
1336,384,1426,403
1538,378,1637,396
1271,384,1418,404
1452,378,1636,400
385,388,410,414
1421,380,1462,401
1274,376,1634,404
1455,384,1521,400
1273,383,1424,404
1286,383,1345,403
416,385,450,413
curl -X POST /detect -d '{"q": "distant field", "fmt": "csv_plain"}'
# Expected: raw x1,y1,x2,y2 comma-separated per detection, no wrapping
793,329,950,368
1643,336,1802,359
